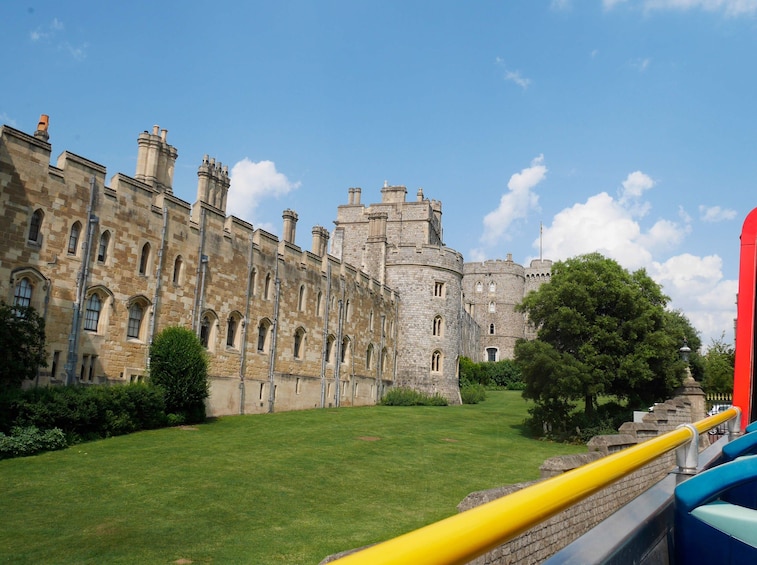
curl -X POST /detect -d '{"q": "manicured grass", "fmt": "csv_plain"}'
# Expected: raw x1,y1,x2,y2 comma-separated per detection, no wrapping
0,391,585,564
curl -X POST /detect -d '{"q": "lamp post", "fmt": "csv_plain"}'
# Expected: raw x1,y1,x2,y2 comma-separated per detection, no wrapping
679,338,691,365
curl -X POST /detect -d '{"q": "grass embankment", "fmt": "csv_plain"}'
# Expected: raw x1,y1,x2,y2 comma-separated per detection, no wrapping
0,391,585,564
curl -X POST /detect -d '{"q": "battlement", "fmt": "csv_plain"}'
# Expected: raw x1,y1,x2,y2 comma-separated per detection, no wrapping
387,243,464,273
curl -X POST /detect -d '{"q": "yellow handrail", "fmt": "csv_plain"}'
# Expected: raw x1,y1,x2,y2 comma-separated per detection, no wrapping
330,407,740,565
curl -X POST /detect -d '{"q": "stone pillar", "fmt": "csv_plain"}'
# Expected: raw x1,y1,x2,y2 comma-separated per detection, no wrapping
312,226,330,257
675,370,707,423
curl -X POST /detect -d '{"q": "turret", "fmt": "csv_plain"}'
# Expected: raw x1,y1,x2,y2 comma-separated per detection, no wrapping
282,209,298,244
196,154,230,212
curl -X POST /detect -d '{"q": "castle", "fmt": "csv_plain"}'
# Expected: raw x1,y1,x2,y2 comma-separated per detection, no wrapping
0,116,550,415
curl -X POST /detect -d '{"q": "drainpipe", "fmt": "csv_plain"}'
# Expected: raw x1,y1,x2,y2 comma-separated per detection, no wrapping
320,263,332,408
334,279,345,407
239,235,254,414
147,206,169,367
195,254,209,338
65,176,98,386
267,251,281,413
191,208,206,332
378,314,386,401
392,296,399,385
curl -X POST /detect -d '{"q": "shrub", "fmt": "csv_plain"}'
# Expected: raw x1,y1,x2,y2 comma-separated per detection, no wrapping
0,426,67,459
458,357,524,390
0,302,47,392
380,387,448,406
149,326,209,423
6,384,166,440
461,384,486,404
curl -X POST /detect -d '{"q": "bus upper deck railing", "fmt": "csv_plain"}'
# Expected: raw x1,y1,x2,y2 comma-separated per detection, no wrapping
329,407,742,565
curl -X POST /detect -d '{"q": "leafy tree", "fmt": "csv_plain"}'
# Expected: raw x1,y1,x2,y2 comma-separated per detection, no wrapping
0,302,47,392
515,253,690,423
701,334,734,394
149,326,209,423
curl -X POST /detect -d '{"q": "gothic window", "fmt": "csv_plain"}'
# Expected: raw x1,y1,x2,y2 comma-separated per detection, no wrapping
127,303,144,339
97,230,110,263
326,335,336,364
68,221,82,255
84,294,102,332
433,315,443,337
294,327,305,359
264,273,271,300
366,344,374,370
139,243,151,275
298,285,306,312
257,320,271,352
28,209,43,243
489,323,495,335
369,310,374,332
173,255,184,284
476,281,483,293
489,301,496,313
250,269,257,296
341,336,351,364
434,281,445,297
487,347,497,362
13,278,32,309
431,350,442,373
226,316,238,348
380,348,388,375
200,316,211,348
489,282,496,293
345,300,352,322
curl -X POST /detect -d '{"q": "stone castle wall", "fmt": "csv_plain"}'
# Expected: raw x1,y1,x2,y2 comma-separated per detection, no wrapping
0,122,398,416
1,117,553,413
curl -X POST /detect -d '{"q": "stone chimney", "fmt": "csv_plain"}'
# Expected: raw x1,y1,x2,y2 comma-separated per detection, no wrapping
34,114,50,142
354,187,361,205
135,125,178,194
196,155,230,212
381,181,407,204
312,226,330,257
282,209,298,244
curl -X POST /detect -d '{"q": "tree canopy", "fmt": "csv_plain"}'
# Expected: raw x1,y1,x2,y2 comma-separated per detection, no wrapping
701,334,734,394
515,253,696,427
0,302,47,392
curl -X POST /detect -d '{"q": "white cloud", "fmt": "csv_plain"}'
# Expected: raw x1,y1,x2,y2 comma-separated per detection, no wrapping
228,158,301,226
606,0,757,16
631,57,652,72
699,204,737,222
480,155,546,246
550,0,573,10
650,254,737,345
495,58,532,90
536,172,734,344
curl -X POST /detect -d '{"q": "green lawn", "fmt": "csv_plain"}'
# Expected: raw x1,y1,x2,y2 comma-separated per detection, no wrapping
0,391,585,564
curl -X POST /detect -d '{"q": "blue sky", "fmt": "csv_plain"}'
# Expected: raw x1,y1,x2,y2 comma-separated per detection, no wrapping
3,0,757,348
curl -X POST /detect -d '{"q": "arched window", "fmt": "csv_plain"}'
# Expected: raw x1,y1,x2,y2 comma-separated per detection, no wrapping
294,327,305,359
257,320,271,352
476,281,482,292
326,335,336,364
226,315,238,348
28,209,43,243
264,273,271,299
84,294,102,332
127,303,144,339
250,269,257,296
380,348,389,375
97,230,110,263
431,350,442,373
200,316,211,348
298,285,306,312
369,310,374,332
489,301,496,313
173,255,183,284
489,323,495,335
13,278,33,309
433,315,443,337
68,221,81,255
366,344,374,370
489,282,496,293
316,291,323,317
486,347,497,362
341,337,351,364
139,243,151,275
